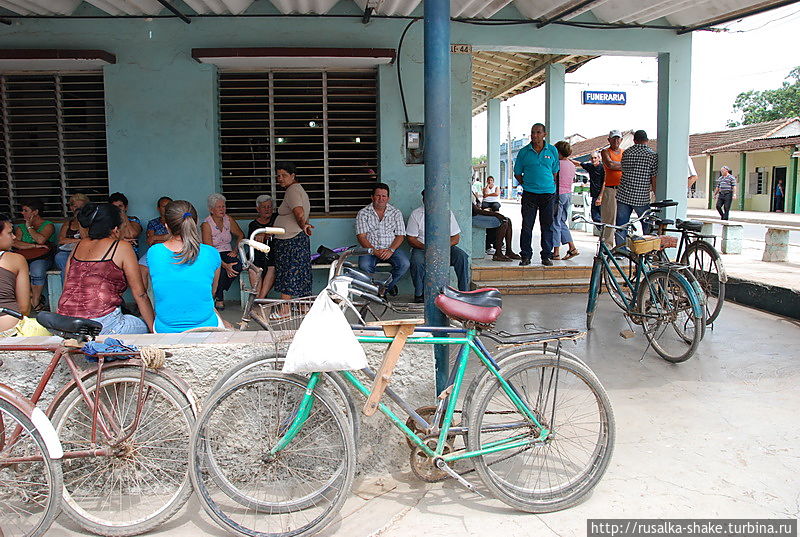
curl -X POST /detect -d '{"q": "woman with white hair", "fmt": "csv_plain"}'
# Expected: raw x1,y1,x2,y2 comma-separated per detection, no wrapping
247,194,277,299
201,193,244,309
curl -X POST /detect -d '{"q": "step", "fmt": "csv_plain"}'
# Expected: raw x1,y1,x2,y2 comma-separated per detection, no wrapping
474,278,591,295
472,265,593,282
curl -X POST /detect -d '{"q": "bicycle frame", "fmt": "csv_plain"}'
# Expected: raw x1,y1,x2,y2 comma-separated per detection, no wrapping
592,240,648,313
270,325,552,463
0,342,152,462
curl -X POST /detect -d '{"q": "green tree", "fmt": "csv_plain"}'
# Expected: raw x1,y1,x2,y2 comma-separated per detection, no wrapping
471,154,487,166
727,66,800,127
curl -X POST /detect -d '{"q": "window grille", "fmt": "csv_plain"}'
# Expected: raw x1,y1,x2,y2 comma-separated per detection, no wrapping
0,73,109,218
219,70,378,216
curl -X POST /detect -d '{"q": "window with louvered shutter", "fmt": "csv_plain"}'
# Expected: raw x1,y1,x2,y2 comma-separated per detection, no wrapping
219,70,378,216
0,73,109,218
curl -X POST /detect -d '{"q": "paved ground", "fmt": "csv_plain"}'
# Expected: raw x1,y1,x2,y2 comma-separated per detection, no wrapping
45,294,800,536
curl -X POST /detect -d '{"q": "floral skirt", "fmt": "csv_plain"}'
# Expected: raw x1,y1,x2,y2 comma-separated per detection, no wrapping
273,233,312,297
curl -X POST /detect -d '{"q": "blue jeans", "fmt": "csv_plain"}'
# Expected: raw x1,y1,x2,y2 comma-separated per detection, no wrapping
55,250,72,283
409,246,470,296
590,197,602,223
520,191,555,261
615,201,652,246
28,257,52,286
551,192,573,247
357,249,410,289
93,307,148,335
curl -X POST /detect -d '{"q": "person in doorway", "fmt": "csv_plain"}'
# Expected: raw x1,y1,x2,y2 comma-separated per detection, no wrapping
355,183,409,295
616,129,658,245
687,157,698,196
247,195,278,300
471,177,484,204
714,166,737,220
0,213,50,337
108,192,142,255
551,141,579,261
407,191,470,302
513,122,559,266
598,130,623,246
201,193,245,310
774,179,785,212
576,151,604,223
13,199,56,312
138,195,172,291
481,176,502,211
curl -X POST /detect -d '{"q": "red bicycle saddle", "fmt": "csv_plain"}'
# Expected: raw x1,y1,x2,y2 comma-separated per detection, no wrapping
434,286,503,324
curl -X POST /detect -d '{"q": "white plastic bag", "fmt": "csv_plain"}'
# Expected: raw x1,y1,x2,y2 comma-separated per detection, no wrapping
282,292,367,373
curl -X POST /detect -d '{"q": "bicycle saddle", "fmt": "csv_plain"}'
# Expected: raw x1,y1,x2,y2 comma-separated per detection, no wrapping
36,311,102,340
675,219,703,232
435,287,503,325
651,199,678,208
653,218,674,226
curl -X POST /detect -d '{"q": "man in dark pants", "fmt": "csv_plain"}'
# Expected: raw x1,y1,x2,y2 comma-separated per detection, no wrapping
513,123,560,266
578,151,604,223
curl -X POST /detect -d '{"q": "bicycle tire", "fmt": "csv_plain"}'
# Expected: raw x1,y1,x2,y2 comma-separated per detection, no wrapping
681,240,726,324
636,269,703,363
0,398,63,537
191,372,355,537
465,352,615,513
50,367,194,537
586,258,603,330
206,353,360,447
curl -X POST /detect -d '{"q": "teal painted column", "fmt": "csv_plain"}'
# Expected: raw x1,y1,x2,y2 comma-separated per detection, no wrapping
487,98,501,186
790,155,799,214
707,154,715,210
655,48,692,220
545,63,566,143
739,153,747,211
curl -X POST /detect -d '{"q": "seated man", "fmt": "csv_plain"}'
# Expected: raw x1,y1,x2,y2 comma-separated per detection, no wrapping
407,191,469,302
355,183,409,295
472,201,520,262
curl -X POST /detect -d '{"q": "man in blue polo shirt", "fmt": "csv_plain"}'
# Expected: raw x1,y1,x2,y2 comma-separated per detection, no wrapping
513,122,560,266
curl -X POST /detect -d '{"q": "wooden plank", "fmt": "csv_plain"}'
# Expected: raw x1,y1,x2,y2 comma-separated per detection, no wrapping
362,322,418,417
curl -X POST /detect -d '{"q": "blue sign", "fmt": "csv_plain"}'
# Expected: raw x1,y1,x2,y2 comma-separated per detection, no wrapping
582,91,627,105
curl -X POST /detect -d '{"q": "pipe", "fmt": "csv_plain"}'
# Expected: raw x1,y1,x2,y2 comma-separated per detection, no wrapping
155,0,191,23
677,0,800,34
423,0,451,396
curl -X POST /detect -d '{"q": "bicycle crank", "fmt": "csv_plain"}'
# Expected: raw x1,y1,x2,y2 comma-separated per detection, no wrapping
434,459,484,497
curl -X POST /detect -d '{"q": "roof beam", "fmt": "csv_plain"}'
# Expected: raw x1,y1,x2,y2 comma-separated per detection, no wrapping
483,55,569,101
156,0,191,22
538,0,608,27
472,56,526,76
677,0,800,33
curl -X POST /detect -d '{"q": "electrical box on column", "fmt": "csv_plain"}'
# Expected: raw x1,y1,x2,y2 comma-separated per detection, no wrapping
404,123,424,165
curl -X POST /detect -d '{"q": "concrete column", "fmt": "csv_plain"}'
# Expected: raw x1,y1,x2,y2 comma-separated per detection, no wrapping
486,98,501,184
789,155,798,214
423,0,451,395
707,154,715,210
656,49,692,221
545,63,565,144
739,153,747,211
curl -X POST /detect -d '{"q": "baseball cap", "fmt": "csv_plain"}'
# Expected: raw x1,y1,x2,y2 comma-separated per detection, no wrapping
608,130,622,139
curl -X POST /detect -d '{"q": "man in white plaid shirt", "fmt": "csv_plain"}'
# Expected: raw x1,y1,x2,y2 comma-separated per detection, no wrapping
616,129,658,245
355,183,409,294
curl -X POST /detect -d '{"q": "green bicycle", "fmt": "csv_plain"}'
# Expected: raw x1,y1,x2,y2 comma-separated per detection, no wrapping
189,246,616,537
577,204,706,363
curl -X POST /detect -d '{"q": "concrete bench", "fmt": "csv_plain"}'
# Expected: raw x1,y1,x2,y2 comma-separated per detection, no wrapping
762,225,800,262
695,218,743,254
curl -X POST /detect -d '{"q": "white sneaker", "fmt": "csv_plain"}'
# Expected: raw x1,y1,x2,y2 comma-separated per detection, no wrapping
486,248,496,255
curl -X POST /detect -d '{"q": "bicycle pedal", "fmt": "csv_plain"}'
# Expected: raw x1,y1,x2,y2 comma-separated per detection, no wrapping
435,459,484,497
619,330,636,339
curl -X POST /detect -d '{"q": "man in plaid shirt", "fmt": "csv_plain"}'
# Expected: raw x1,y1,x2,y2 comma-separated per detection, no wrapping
355,183,409,294
615,130,658,245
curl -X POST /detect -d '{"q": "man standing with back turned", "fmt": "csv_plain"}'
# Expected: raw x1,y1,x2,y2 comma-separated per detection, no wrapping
514,123,560,266
616,129,658,245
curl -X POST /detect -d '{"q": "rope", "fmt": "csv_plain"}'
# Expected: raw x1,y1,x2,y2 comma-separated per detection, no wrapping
139,346,166,369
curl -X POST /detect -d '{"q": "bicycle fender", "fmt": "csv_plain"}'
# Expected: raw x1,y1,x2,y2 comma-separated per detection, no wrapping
0,383,63,459
45,360,198,419
650,268,705,319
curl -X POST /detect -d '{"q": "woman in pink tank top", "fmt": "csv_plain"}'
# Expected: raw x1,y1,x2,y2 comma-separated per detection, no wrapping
58,203,154,334
201,193,244,310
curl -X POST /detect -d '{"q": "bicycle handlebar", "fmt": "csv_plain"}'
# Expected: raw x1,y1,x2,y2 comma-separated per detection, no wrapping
573,207,658,232
238,227,286,270
0,307,23,319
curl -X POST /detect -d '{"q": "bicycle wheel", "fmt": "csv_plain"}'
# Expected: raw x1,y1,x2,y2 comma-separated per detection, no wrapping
466,352,615,513
0,399,63,537
604,248,638,311
191,372,355,537
50,367,194,537
206,354,360,447
586,258,603,329
636,269,703,363
681,240,726,324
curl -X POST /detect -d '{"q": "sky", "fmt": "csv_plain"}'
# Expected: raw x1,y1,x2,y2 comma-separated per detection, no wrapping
471,4,800,157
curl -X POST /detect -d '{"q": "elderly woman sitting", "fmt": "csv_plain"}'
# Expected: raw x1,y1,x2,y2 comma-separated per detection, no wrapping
201,193,244,310
247,194,277,299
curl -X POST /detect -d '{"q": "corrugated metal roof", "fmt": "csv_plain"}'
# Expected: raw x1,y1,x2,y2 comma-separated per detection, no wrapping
0,0,795,28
